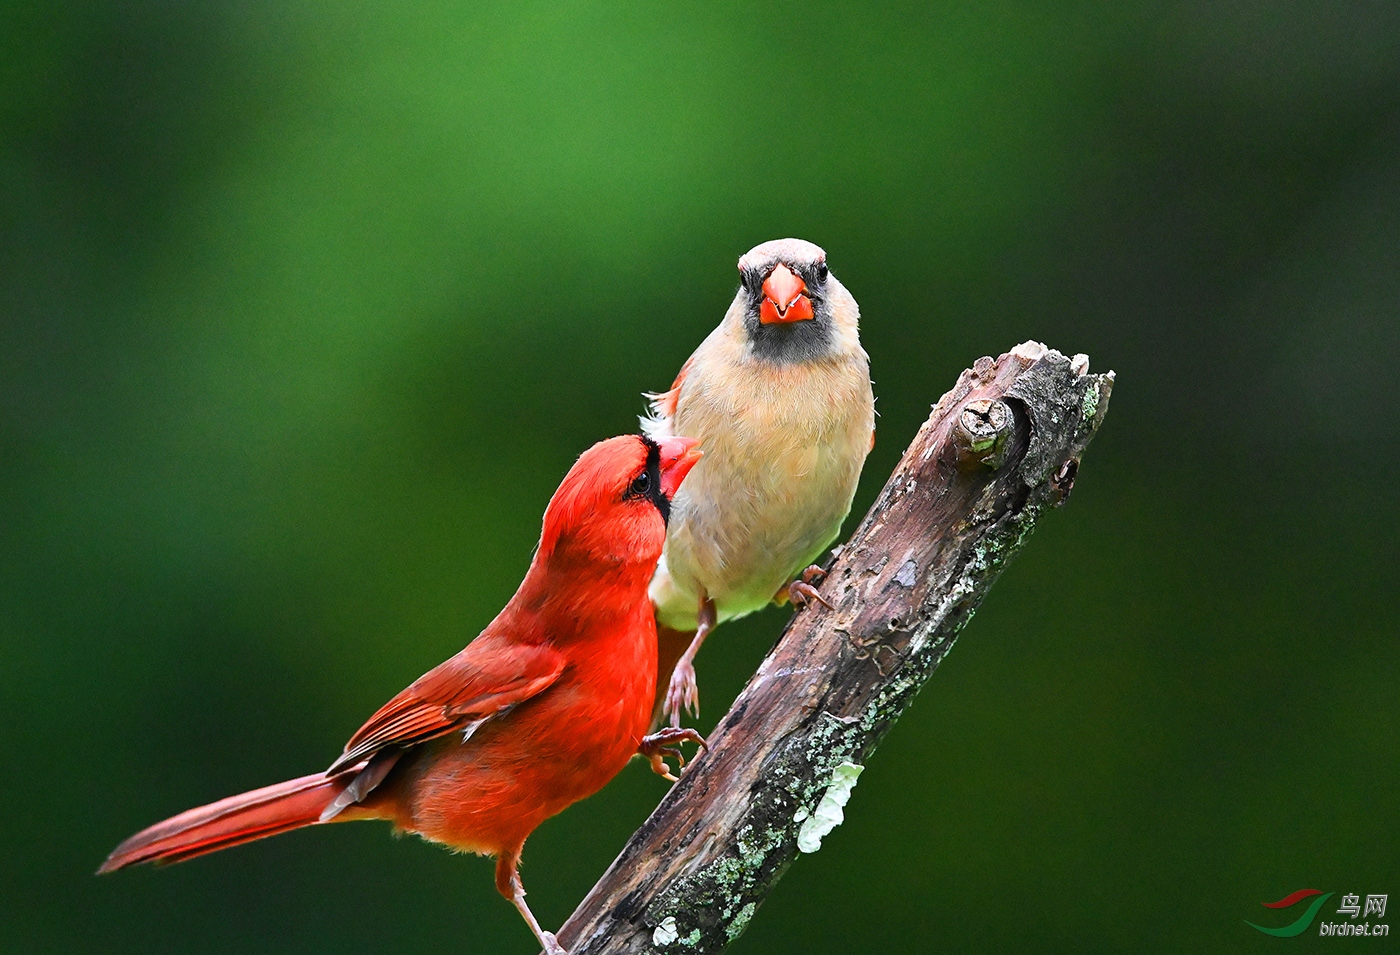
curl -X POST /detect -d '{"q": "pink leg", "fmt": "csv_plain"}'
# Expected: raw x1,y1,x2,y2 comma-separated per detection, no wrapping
638,726,709,781
664,592,716,727
784,564,834,610
495,847,567,955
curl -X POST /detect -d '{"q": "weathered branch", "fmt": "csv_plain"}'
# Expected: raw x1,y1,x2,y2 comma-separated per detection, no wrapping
558,342,1114,954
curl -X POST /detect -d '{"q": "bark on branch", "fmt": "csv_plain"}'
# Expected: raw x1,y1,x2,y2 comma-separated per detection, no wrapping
559,342,1114,954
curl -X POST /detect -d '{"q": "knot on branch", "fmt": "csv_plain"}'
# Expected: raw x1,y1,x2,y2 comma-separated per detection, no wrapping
954,398,1013,469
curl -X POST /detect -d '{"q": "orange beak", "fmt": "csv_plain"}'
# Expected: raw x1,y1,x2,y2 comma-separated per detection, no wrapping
656,436,702,499
759,263,815,324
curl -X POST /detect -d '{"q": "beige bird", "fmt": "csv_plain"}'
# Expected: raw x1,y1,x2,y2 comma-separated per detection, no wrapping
643,238,875,726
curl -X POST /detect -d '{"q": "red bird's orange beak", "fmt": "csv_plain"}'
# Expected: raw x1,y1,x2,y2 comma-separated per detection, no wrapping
656,436,702,499
759,263,815,324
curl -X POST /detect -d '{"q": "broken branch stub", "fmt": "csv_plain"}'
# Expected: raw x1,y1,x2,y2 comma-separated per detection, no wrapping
558,342,1114,954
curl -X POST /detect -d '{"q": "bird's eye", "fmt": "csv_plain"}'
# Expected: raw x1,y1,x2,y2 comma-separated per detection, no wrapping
816,261,829,281
628,470,651,498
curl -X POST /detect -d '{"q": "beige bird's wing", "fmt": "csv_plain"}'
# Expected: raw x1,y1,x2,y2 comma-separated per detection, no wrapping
641,354,694,438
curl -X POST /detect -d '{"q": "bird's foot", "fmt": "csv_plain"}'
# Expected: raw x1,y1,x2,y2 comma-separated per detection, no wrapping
639,727,709,782
664,660,700,727
787,565,833,610
540,931,567,955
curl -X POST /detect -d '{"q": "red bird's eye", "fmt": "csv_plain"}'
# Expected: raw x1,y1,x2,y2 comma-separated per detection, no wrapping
628,471,651,497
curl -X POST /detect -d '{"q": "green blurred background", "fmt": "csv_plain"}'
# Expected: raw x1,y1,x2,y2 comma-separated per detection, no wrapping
3,1,1397,952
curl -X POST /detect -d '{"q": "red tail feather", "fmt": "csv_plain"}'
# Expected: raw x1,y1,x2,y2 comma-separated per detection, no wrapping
98,772,350,873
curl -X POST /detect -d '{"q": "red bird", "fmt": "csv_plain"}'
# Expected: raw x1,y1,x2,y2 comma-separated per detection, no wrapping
99,434,704,955
644,239,875,726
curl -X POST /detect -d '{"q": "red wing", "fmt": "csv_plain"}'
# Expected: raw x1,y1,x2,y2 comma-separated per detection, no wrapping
643,354,694,427
326,636,565,775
